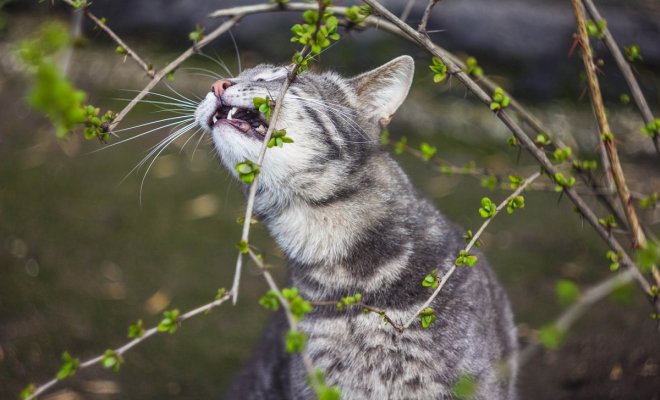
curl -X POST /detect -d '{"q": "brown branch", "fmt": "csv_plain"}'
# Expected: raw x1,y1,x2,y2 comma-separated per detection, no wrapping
581,0,660,155
61,0,155,78
362,0,655,305
571,0,659,287
418,0,440,34
109,15,243,132
311,301,404,332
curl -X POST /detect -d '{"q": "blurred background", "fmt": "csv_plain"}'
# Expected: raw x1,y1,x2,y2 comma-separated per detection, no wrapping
1,0,659,399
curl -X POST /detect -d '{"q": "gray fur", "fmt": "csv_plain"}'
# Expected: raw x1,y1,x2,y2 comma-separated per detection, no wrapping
195,56,517,399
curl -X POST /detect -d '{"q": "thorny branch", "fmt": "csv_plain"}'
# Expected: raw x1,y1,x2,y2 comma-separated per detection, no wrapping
362,0,656,313
571,0,659,286
581,0,660,155
403,171,541,329
418,0,441,34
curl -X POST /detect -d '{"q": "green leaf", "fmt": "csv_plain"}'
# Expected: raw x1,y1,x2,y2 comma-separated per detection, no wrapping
188,25,204,43
422,270,440,289
259,290,280,311
455,249,478,267
641,119,660,138
429,57,448,83
419,307,436,329
235,161,260,184
553,147,572,163
489,87,510,112
127,319,145,338
606,250,621,272
452,374,477,399
235,240,249,254
465,56,483,77
639,192,658,209
215,287,227,301
419,142,437,161
380,128,390,146
508,175,523,189
539,325,564,350
285,330,307,353
157,309,180,334
555,279,580,306
101,349,123,373
624,44,642,62
506,195,525,214
478,197,496,218
636,241,660,272
394,136,407,155
480,176,497,191
56,351,79,381
20,384,36,400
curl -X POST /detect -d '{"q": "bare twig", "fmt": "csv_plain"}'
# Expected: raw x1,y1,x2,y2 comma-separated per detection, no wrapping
403,171,541,329
62,0,155,78
418,0,440,34
400,0,417,22
517,267,636,366
311,300,404,332
25,291,232,400
571,0,659,286
581,0,660,155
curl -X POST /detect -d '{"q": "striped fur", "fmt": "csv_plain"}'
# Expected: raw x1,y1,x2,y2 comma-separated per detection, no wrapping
195,56,517,399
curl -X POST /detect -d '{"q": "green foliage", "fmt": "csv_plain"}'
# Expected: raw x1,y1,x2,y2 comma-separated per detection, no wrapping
336,293,362,311
17,22,114,140
455,250,478,267
553,147,572,163
419,307,436,329
600,131,614,142
115,45,127,55
555,279,580,306
480,175,497,190
452,374,477,399
394,136,407,155
606,250,621,271
419,142,437,161
253,96,273,121
215,287,227,301
56,351,79,380
553,172,575,192
282,287,313,320
619,93,630,105
101,349,123,373
235,161,260,184
507,136,518,147
188,25,204,43
20,384,36,400
489,87,510,111
539,325,564,350
585,19,607,39
624,44,642,62
572,159,597,172
464,229,481,247
422,270,440,289
610,282,634,305
508,175,523,189
429,57,448,83
259,290,281,311
639,192,658,209
285,329,307,353
308,369,342,400
534,132,551,147
636,241,659,272
380,128,390,146
235,240,249,254
506,195,525,214
291,9,340,55
157,309,180,334
345,4,371,24
465,56,483,77
127,319,145,338
268,129,294,148
478,197,496,218
641,119,660,139
598,214,617,230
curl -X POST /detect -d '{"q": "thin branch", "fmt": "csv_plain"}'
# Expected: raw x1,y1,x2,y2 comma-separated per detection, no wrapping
403,171,541,329
517,267,636,367
400,0,417,22
62,0,155,78
581,0,660,155
25,291,232,400
362,0,654,307
311,301,404,332
230,0,328,304
418,0,440,34
109,15,243,132
571,0,659,286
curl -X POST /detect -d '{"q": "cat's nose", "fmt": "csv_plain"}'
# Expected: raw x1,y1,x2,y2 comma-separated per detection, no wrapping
211,79,233,97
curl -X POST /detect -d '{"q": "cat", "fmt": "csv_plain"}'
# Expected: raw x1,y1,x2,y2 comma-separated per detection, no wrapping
194,56,518,400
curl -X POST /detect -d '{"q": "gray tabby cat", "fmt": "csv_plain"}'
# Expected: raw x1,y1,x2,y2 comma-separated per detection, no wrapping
194,56,517,399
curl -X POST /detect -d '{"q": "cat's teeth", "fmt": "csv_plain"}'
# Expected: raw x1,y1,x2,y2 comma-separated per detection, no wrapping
255,125,266,134
212,114,219,125
227,107,239,120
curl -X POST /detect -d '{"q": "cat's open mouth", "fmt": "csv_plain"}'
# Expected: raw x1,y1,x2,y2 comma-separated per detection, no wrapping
209,103,268,140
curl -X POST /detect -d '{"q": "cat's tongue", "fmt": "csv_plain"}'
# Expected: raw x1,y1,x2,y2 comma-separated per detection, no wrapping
227,119,252,134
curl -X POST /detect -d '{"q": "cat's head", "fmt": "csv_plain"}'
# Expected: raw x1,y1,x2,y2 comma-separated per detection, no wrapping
194,56,414,204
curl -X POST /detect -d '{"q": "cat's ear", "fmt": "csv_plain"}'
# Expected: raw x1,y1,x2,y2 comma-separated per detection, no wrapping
348,55,414,127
